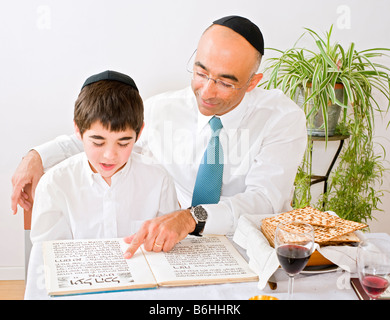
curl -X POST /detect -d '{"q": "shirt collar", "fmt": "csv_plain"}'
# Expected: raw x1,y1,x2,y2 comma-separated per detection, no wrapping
83,152,133,187
196,94,250,133
82,153,96,187
219,94,250,131
196,110,212,134
111,155,132,185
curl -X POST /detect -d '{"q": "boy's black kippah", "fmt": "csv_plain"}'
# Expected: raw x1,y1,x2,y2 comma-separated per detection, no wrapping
213,15,264,55
81,70,138,91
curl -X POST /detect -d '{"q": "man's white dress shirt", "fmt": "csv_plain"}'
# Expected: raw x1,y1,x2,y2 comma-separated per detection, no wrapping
30,152,179,244
34,86,307,235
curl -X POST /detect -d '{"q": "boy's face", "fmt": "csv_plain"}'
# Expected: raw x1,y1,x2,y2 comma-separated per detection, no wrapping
75,121,143,185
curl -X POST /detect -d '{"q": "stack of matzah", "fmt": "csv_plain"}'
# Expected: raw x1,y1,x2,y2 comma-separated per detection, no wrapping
261,206,367,248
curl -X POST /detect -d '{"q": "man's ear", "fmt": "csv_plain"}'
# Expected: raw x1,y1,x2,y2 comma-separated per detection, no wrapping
74,121,82,140
246,73,263,93
136,122,145,142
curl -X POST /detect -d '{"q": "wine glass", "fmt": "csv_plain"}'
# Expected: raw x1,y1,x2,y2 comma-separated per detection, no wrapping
275,221,315,300
357,238,390,300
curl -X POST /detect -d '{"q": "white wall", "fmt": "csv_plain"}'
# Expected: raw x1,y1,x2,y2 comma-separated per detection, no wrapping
1,0,390,279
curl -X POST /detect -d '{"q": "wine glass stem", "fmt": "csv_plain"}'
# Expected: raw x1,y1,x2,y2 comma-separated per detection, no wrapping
288,275,294,300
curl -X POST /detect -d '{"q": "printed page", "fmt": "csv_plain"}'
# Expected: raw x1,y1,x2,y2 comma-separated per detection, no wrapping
144,235,258,286
43,238,157,296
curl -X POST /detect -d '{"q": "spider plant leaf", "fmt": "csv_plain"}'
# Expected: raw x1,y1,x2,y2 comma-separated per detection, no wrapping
316,40,338,70
339,76,354,103
346,42,355,71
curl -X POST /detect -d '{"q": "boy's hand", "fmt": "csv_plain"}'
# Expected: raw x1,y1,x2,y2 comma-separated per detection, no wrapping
11,150,44,214
123,209,196,258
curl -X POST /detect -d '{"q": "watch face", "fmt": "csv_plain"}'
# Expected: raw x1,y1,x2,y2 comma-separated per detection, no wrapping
194,206,208,221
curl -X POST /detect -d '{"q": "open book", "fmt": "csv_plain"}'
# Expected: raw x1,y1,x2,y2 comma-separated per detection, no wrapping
43,234,258,296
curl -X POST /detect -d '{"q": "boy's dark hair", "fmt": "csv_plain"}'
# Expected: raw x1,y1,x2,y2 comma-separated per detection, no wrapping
74,80,144,137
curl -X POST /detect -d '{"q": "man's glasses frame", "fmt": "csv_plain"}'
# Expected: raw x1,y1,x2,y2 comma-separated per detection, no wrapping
186,50,255,92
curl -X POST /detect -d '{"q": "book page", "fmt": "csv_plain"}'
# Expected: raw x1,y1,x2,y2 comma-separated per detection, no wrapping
43,238,156,296
144,235,258,286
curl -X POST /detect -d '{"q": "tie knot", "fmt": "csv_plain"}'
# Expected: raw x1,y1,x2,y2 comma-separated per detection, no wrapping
209,116,223,132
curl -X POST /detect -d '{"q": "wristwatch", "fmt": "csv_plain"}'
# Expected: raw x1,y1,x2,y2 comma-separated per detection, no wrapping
189,206,208,236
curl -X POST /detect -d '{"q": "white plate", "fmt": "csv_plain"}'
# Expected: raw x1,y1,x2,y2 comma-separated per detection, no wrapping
301,264,339,274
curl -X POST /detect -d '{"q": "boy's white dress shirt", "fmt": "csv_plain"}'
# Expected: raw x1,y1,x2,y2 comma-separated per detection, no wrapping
30,152,179,244
34,86,307,236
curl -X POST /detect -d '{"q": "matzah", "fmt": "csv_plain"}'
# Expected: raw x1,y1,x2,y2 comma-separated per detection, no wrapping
320,232,360,246
263,206,337,228
261,206,367,247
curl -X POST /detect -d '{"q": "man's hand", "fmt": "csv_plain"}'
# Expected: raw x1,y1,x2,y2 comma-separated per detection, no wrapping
11,150,44,214
123,209,196,259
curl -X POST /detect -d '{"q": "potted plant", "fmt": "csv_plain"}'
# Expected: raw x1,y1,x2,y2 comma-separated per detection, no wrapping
260,26,390,224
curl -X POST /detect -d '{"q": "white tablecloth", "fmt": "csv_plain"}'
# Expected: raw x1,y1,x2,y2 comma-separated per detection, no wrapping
24,233,390,300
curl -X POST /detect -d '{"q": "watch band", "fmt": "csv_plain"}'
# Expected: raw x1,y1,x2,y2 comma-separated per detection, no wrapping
190,220,205,236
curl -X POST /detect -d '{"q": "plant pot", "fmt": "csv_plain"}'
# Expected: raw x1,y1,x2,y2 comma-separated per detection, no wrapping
296,84,344,137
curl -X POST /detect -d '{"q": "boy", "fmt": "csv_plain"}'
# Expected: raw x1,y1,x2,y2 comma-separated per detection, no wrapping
30,70,179,244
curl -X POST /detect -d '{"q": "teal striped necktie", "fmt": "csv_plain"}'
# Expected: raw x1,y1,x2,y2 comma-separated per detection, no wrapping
191,116,224,206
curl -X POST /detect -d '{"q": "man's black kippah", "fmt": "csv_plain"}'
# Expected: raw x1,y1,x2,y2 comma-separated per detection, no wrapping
81,70,138,91
213,15,264,55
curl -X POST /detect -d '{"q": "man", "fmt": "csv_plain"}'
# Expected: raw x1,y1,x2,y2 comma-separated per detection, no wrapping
11,16,307,258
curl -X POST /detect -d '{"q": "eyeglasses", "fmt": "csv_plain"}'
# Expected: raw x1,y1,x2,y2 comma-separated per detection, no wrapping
190,70,248,92
186,50,254,93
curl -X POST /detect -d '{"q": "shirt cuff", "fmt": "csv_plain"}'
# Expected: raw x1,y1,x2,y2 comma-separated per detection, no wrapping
202,202,233,235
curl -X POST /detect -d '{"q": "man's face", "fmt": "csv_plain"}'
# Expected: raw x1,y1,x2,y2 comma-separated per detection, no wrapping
75,121,142,185
191,25,263,116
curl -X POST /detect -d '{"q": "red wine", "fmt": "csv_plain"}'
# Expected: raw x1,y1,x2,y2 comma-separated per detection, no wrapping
361,275,389,298
276,245,311,275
